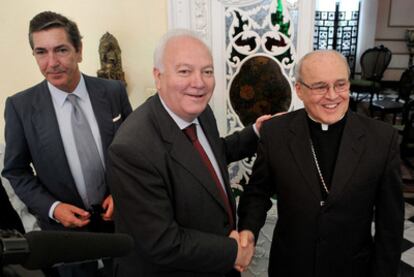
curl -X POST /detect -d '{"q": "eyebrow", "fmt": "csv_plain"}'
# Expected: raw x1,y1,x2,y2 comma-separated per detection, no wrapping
175,63,214,70
310,78,348,85
33,44,68,51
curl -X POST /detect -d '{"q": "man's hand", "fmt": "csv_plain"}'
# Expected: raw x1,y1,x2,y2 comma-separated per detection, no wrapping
239,230,255,249
101,195,114,221
53,203,90,228
255,112,287,133
255,114,272,133
229,230,255,272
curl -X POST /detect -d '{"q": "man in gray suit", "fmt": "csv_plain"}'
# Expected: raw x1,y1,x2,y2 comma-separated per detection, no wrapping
2,11,132,276
107,29,271,277
237,50,404,277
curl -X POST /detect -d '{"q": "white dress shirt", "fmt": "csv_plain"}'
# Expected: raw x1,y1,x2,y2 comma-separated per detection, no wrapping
48,75,105,218
159,97,228,195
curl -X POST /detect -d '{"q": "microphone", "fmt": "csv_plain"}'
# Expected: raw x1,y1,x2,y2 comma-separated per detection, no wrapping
0,230,134,270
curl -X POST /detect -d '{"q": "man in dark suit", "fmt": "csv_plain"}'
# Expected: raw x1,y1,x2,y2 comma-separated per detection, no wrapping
2,11,132,276
107,29,270,277
237,50,404,277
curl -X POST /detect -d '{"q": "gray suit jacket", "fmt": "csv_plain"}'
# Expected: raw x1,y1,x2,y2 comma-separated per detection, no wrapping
2,75,132,231
238,109,404,277
108,94,258,277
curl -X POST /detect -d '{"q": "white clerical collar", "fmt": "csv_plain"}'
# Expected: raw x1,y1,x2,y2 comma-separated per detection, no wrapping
307,113,346,132
159,95,199,129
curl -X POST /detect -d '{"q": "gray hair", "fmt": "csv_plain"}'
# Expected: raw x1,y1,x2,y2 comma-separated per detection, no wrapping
294,50,351,82
153,29,211,72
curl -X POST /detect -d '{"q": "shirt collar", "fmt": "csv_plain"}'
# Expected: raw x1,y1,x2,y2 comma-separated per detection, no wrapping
158,95,199,129
306,113,346,131
48,74,87,107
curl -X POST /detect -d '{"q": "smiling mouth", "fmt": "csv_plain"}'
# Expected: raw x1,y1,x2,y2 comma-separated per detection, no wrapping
322,103,339,109
187,94,204,98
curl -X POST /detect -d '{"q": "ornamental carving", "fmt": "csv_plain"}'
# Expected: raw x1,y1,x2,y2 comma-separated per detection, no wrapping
225,0,296,189
97,32,127,87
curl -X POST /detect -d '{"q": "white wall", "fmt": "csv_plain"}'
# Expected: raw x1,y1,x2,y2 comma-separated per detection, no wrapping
356,0,378,74
0,0,168,143
375,0,413,80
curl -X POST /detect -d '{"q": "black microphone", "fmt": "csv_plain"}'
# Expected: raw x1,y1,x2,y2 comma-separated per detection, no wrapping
0,230,134,270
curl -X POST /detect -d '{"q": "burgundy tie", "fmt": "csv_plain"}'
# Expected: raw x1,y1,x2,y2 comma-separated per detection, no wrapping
183,124,234,229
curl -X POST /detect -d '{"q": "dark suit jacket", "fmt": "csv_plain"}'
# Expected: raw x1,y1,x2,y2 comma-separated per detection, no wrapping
108,94,258,277
0,180,25,233
2,75,132,231
238,109,404,277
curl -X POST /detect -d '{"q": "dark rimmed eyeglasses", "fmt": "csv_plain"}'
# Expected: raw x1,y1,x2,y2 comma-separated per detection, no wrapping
298,80,350,95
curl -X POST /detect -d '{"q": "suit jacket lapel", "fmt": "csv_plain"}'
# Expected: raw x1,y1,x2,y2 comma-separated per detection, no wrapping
288,110,322,202
198,109,237,216
151,95,229,213
31,81,78,194
84,75,114,160
328,112,365,205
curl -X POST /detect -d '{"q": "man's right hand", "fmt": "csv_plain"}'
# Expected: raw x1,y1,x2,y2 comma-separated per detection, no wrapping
229,230,255,272
53,203,91,228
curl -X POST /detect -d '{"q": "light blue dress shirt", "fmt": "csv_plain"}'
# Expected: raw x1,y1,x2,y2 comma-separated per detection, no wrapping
48,75,105,218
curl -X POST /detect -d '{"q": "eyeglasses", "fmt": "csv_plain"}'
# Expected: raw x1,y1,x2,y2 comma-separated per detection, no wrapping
298,80,350,95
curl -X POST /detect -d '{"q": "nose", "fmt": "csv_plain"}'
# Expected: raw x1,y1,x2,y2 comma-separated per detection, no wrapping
191,72,205,88
325,84,337,99
46,52,60,68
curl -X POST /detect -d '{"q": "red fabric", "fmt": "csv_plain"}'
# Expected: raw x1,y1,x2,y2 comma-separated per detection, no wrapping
183,124,234,228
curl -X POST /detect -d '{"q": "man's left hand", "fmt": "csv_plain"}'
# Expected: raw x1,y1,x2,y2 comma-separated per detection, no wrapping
255,114,272,133
101,195,114,221
255,112,288,133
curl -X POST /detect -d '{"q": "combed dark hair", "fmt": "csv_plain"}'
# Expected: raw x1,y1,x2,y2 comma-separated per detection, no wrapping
29,11,82,52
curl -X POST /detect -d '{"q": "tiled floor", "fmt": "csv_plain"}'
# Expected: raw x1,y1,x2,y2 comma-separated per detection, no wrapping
400,153,414,276
402,199,414,276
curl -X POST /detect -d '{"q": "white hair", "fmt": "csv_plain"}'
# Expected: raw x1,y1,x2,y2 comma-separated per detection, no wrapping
153,29,211,72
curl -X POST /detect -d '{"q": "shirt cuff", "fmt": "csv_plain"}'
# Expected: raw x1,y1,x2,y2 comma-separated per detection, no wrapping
49,201,61,222
253,123,260,137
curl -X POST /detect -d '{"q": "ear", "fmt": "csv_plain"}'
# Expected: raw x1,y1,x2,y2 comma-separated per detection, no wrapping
153,68,162,91
295,82,304,101
77,42,83,63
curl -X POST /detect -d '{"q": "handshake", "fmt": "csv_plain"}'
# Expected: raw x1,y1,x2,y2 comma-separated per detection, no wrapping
229,230,255,272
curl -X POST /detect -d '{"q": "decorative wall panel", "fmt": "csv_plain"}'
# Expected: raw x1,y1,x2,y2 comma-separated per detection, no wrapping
223,0,296,204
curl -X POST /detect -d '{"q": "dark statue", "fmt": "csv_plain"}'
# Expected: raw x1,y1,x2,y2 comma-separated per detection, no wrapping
97,32,127,86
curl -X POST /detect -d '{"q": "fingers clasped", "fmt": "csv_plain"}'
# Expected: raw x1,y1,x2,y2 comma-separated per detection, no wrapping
229,230,255,272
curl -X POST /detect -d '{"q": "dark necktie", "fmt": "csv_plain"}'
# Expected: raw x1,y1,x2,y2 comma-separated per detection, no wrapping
67,94,106,208
183,123,234,228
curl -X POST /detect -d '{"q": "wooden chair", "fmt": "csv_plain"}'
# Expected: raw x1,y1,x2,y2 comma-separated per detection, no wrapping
350,45,392,110
370,66,414,124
